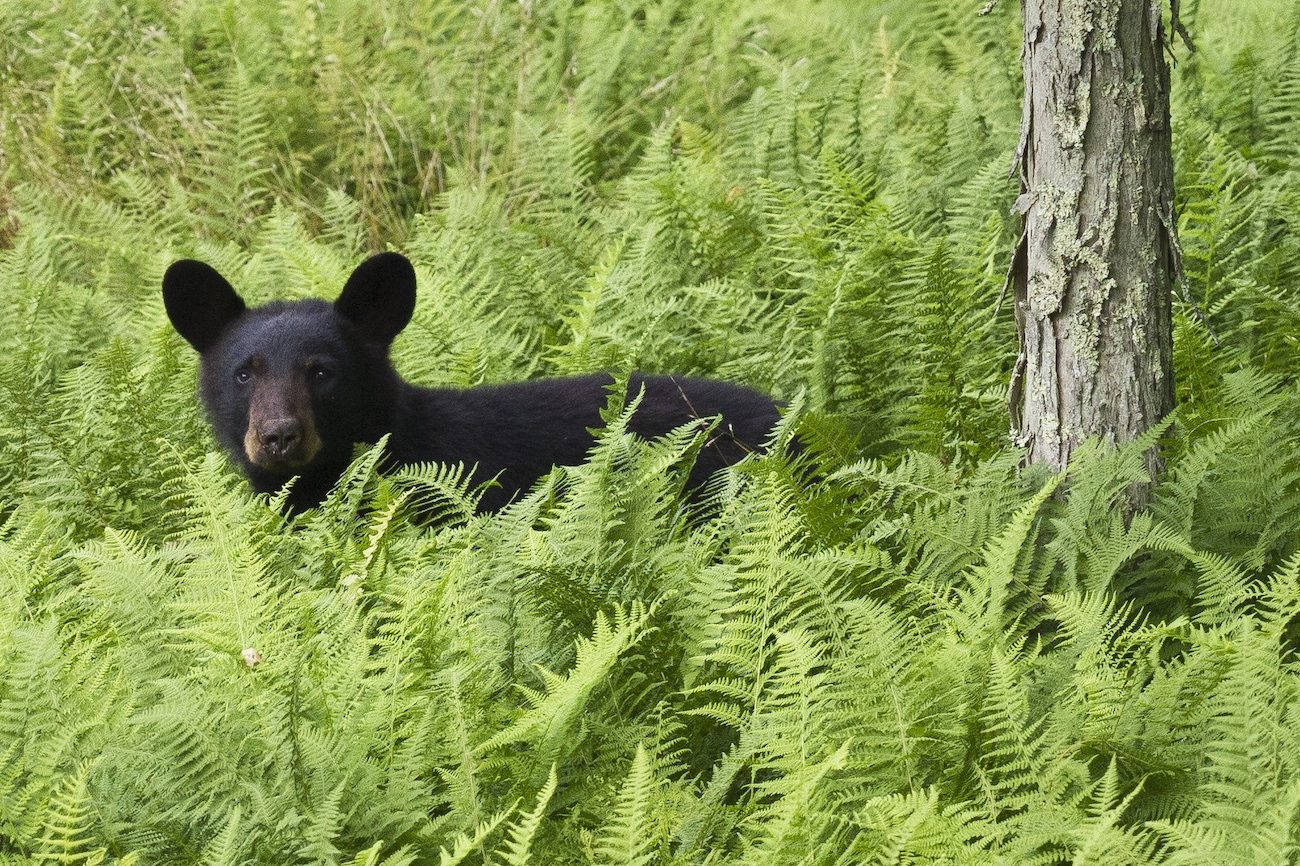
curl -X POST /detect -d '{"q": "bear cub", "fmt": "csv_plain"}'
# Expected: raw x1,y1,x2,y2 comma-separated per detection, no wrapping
163,252,782,513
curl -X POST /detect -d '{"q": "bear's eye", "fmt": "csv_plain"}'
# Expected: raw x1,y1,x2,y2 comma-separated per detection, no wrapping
234,369,252,385
310,366,332,382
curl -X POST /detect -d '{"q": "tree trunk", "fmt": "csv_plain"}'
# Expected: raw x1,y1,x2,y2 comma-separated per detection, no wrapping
1009,0,1177,484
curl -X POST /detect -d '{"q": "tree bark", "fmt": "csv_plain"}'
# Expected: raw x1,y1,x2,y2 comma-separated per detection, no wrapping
1009,0,1177,482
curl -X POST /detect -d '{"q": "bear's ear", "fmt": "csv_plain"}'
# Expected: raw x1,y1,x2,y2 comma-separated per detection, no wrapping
334,252,417,345
162,260,247,353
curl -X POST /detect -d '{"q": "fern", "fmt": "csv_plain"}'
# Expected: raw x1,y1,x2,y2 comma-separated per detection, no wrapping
590,745,664,866
494,766,558,866
189,62,274,244
479,603,656,784
1,1,1299,863
196,809,246,866
33,765,126,865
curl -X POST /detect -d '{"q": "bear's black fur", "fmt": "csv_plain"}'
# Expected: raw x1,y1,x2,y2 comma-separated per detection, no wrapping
163,252,782,513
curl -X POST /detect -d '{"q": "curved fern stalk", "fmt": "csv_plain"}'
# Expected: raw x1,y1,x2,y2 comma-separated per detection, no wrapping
1068,759,1160,865
436,809,511,866
521,392,706,629
33,763,139,865
632,419,711,498
970,596,1157,861
722,394,808,518
0,740,33,844
75,528,179,648
1142,531,1256,625
828,598,931,796
347,840,416,866
306,437,392,530
549,387,711,567
546,381,646,534
173,454,272,660
943,473,1061,645
1151,414,1264,542
0,617,117,849
316,189,365,259
1257,551,1300,635
191,61,272,244
889,451,1024,600
496,766,558,866
550,238,625,375
962,648,1050,854
1147,554,1300,866
592,745,663,866
687,622,846,849
742,626,832,780
1176,142,1262,315
1043,431,1171,595
1257,4,1300,166
828,451,958,514
477,603,657,785
197,808,246,866
1045,591,1146,683
905,243,1006,466
1056,510,1159,596
839,787,992,866
1149,713,1300,864
731,742,849,865
108,172,192,250
0,506,64,646
688,472,848,727
856,790,945,865
255,208,347,299
421,515,531,681
946,154,1017,285
1150,370,1300,573
387,460,480,525
432,664,492,840
688,471,868,806
296,779,346,864
335,487,412,601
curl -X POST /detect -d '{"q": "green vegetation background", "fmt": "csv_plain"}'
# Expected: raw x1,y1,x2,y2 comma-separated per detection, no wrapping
2,0,1300,862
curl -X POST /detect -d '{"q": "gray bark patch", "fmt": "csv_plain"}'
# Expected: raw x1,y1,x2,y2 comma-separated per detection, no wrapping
1010,0,1176,488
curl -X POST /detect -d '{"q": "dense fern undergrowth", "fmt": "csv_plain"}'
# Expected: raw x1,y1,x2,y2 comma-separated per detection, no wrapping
2,0,1300,862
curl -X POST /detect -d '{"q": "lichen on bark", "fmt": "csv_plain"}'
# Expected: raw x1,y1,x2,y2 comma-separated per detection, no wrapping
1009,0,1176,492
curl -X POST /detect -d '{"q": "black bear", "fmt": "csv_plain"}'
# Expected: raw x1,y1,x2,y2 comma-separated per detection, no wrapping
162,252,782,513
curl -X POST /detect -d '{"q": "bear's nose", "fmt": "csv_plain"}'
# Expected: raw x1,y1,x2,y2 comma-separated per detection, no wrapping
259,419,302,457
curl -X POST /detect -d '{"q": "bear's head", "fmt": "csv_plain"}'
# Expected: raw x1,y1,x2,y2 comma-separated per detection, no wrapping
162,253,416,485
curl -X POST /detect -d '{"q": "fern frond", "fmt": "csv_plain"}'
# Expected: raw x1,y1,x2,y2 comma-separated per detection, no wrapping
478,604,656,783
592,745,664,866
197,808,247,866
33,766,102,865
496,766,558,866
